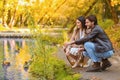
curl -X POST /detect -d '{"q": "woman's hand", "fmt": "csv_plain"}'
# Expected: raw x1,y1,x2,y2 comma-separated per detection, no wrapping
63,42,70,52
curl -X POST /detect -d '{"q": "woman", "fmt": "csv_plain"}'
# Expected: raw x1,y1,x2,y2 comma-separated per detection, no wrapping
63,16,87,68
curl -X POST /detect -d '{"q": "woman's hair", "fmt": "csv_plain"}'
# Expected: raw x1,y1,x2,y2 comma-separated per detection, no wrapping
86,15,98,25
77,16,86,29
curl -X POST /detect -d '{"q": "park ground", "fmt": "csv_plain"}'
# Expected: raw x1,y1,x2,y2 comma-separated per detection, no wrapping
57,48,120,80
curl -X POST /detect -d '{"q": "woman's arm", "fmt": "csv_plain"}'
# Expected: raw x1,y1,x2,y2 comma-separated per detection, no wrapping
70,27,77,41
64,41,75,48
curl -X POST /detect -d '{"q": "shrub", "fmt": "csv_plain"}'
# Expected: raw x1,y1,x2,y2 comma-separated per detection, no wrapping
29,33,81,80
99,19,114,29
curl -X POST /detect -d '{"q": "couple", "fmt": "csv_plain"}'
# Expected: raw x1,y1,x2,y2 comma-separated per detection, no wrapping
64,15,114,72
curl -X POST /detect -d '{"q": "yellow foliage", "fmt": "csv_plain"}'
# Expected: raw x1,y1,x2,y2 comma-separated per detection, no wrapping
111,0,120,6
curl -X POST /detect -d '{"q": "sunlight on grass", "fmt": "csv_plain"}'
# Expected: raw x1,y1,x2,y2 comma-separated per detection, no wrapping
0,25,9,31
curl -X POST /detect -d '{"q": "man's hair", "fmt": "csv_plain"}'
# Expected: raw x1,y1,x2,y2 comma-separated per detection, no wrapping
86,15,98,25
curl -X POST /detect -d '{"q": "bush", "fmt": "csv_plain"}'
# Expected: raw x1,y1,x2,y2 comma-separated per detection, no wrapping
99,19,114,29
105,25,120,49
29,33,81,80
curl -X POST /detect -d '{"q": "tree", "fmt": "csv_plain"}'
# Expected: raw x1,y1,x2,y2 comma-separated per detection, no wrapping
105,0,119,24
0,0,119,29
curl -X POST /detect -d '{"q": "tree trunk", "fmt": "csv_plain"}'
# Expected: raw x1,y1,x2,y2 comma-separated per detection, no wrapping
45,0,67,26
37,12,47,24
83,0,98,16
2,0,6,27
6,10,11,25
23,15,29,27
63,17,70,28
105,0,119,24
37,1,53,25
9,9,17,28
14,16,19,27
68,22,76,33
19,14,23,27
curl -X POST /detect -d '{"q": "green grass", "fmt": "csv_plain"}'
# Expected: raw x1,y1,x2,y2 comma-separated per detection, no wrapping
0,41,4,79
28,33,81,80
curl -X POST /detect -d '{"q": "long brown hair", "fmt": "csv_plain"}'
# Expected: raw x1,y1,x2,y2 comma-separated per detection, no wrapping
77,16,87,30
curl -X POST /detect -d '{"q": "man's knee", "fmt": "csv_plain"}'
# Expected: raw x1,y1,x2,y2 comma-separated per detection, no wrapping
84,42,94,49
83,51,89,57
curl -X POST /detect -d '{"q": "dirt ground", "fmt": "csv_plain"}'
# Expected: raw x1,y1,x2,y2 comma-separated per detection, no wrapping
57,47,120,80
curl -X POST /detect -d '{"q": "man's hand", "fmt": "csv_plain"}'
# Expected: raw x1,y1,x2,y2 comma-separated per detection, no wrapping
64,41,75,48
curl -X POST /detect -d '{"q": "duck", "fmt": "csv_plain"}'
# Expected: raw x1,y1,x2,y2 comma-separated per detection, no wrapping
2,61,10,66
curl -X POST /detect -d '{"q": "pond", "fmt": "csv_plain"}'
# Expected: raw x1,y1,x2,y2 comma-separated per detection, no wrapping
0,38,36,80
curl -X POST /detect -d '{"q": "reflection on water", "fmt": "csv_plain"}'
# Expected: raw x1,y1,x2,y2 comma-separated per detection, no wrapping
0,38,35,80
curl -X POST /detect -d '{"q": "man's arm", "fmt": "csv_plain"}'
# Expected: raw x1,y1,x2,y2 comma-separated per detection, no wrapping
75,26,99,45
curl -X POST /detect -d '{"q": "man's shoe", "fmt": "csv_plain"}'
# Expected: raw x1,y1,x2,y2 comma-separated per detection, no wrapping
101,59,112,70
86,62,102,72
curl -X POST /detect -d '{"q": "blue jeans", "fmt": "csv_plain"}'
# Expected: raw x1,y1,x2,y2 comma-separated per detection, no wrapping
83,42,114,62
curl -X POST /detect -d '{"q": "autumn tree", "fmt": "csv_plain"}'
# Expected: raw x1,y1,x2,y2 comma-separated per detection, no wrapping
0,0,119,28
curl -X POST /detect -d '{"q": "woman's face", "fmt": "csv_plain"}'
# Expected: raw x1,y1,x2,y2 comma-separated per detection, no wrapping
76,19,82,28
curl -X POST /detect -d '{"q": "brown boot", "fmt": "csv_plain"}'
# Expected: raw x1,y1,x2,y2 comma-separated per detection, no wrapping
101,59,112,70
86,62,102,72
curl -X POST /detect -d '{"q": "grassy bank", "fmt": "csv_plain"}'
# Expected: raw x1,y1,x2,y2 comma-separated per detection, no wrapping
0,41,4,79
28,30,81,80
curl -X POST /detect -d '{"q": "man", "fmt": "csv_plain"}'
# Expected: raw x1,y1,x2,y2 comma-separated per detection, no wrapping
64,15,114,72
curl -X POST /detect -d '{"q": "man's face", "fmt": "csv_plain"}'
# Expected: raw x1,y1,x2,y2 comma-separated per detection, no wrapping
85,19,94,28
